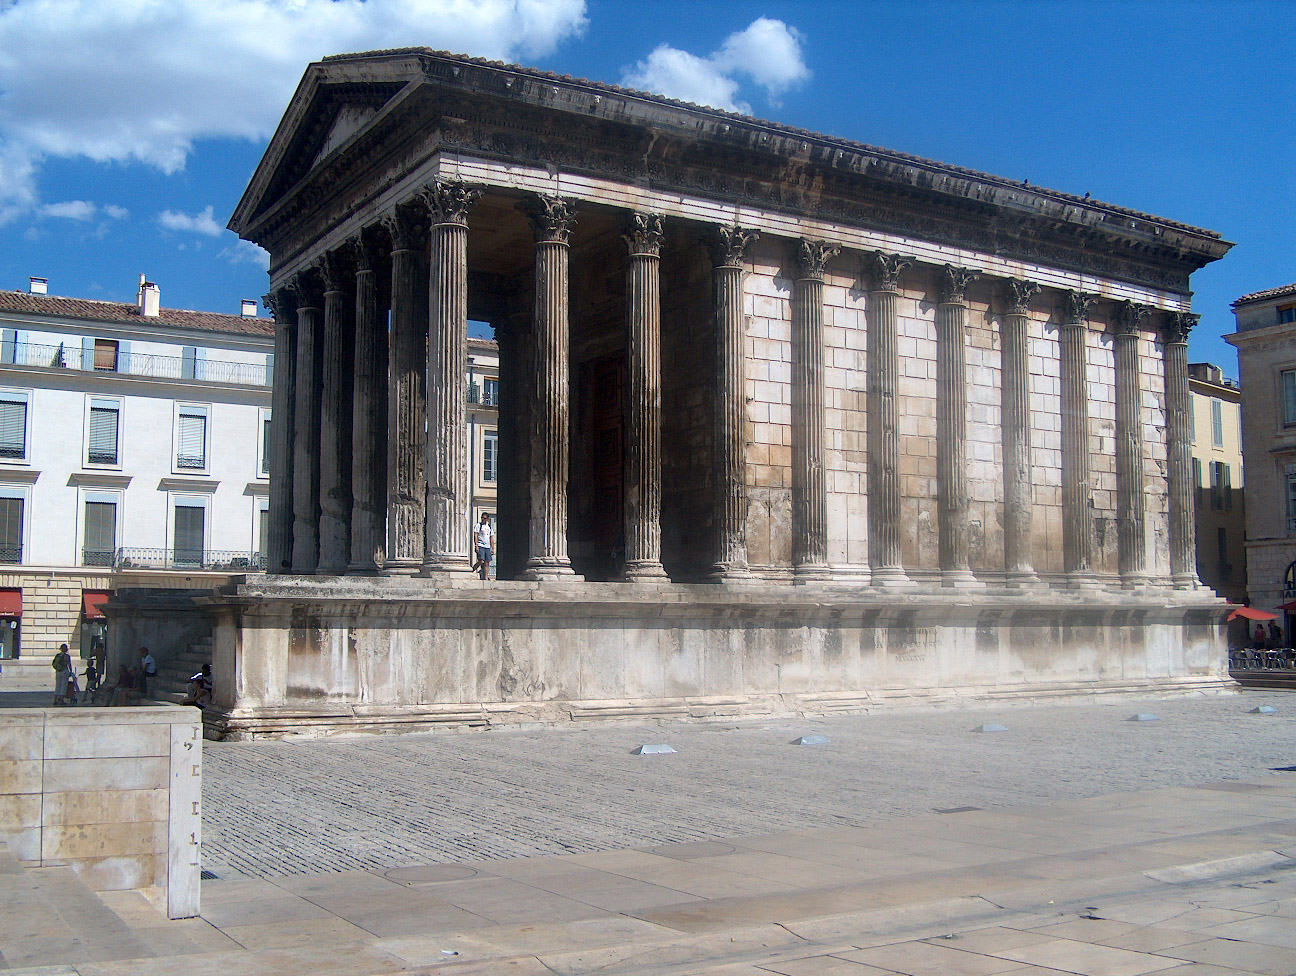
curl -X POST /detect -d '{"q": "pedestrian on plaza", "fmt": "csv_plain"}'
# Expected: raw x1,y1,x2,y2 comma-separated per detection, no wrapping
136,646,157,698
473,512,494,581
108,665,137,706
51,643,72,705
1269,621,1284,649
181,664,211,708
1253,624,1266,649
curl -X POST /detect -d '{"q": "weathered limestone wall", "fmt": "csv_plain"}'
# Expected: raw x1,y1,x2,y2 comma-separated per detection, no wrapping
0,705,201,918
191,578,1228,739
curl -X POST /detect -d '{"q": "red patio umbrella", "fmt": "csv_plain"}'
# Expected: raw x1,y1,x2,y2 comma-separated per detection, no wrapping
1275,600,1296,613
1228,606,1278,622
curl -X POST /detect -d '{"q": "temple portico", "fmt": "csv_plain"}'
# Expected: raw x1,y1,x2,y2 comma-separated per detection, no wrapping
158,48,1239,737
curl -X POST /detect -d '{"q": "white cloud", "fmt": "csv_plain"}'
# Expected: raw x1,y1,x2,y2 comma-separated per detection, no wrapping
621,17,808,114
221,239,271,269
103,204,129,220
159,205,225,237
40,199,97,221
0,0,588,221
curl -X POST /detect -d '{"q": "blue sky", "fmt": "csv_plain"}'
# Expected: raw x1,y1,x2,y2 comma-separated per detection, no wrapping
0,0,1291,373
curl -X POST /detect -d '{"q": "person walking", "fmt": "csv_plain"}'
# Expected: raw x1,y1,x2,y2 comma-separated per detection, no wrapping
474,512,494,581
51,643,72,706
136,646,157,698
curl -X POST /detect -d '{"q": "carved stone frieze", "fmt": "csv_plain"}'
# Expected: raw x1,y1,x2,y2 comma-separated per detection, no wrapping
524,194,577,244
795,239,839,280
709,225,759,268
868,251,912,292
417,179,481,226
939,264,978,304
623,212,664,257
1003,278,1040,316
1061,290,1096,326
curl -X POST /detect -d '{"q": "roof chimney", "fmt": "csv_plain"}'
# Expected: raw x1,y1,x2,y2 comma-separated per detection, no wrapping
28,276,47,296
241,299,258,317
136,274,160,318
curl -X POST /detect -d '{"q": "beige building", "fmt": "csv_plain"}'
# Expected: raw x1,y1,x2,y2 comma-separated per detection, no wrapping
467,336,498,551
1227,284,1296,631
1188,363,1246,604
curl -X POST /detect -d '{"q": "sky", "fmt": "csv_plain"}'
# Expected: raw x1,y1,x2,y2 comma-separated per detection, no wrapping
0,0,1291,373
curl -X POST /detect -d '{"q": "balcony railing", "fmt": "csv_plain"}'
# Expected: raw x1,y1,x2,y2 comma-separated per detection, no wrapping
0,545,21,564
113,547,266,572
3,342,268,386
467,386,499,407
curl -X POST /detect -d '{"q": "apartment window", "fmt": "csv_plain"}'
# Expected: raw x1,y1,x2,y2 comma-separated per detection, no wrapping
1288,464,1296,535
259,409,272,476
483,429,498,483
181,346,202,380
93,338,118,371
1284,370,1296,427
1280,306,1296,324
1209,460,1221,511
87,398,120,466
0,492,24,563
176,405,208,470
1211,399,1223,447
1221,462,1232,511
82,497,116,567
1189,395,1196,444
257,500,269,565
1192,457,1203,508
173,502,206,566
0,392,28,460
0,330,18,364
483,377,499,406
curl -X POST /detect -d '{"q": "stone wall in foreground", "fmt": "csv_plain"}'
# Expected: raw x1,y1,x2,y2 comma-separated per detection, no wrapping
0,705,201,918
110,578,1231,740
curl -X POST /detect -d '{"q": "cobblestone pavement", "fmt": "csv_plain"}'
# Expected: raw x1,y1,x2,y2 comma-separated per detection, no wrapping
202,689,1296,880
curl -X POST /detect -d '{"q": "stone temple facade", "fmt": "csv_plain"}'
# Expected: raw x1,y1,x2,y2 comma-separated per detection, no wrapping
158,49,1234,737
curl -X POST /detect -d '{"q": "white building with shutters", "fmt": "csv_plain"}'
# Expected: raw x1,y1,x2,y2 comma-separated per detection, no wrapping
0,276,273,687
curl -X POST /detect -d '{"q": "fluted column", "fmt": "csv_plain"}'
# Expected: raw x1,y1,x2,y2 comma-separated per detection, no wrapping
421,181,479,574
937,264,978,587
521,195,580,580
1001,279,1039,585
867,251,912,587
316,250,354,574
1164,312,1199,588
264,289,296,574
383,208,426,573
791,239,838,582
289,274,322,573
1059,290,1097,588
1114,301,1150,588
623,213,669,581
709,225,759,581
348,233,387,573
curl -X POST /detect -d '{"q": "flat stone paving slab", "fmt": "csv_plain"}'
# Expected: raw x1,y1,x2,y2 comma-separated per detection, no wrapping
204,690,1296,880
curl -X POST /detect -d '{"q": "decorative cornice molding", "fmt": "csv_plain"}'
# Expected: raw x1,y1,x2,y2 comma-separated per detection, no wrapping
418,179,481,226
1164,311,1199,344
709,225,759,268
623,212,664,257
523,194,576,244
1113,300,1152,336
1061,289,1096,326
1003,278,1040,316
939,264,978,304
796,239,840,280
867,251,912,292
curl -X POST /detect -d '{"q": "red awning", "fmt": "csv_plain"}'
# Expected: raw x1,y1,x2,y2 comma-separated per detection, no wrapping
0,588,20,617
82,591,110,620
1275,600,1296,613
1228,606,1278,622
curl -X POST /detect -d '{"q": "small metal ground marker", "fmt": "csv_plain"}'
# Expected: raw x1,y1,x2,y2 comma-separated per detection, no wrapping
200,870,219,880
1251,705,1278,715
791,734,830,746
972,723,1008,733
935,806,982,814
632,743,676,755
1128,713,1160,722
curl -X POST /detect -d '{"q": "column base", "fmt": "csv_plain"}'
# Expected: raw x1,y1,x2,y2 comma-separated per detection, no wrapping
624,560,670,582
709,560,752,583
941,569,982,589
1170,573,1201,591
793,563,833,584
1120,573,1153,591
346,563,383,576
1003,570,1041,589
382,559,421,576
520,558,582,581
870,566,913,588
419,557,473,576
1066,572,1104,591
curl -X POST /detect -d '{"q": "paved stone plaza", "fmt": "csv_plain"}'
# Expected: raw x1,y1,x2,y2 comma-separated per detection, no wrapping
204,690,1296,881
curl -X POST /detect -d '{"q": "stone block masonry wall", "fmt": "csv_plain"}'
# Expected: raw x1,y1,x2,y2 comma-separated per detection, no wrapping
822,270,869,572
897,285,938,572
0,705,201,919
966,298,1003,572
1029,320,1064,575
1088,322,1120,576
1142,334,1171,578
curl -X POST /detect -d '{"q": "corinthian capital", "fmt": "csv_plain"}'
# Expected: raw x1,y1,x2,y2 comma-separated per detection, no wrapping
318,249,350,293
710,224,759,268
285,271,322,310
796,239,839,280
418,179,481,226
939,264,978,304
262,289,292,323
1003,278,1039,315
1163,311,1198,345
1113,300,1152,336
867,251,912,292
623,212,664,257
1061,289,1096,326
381,208,421,251
523,194,577,244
